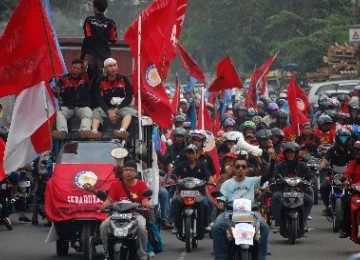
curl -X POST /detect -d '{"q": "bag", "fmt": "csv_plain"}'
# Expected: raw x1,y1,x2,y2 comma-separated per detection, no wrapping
146,221,163,254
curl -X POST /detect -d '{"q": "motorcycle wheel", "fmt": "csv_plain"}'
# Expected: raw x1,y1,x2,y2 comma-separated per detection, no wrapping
113,243,127,260
288,218,297,245
56,239,69,256
83,222,93,260
240,248,251,260
185,216,192,253
333,198,342,233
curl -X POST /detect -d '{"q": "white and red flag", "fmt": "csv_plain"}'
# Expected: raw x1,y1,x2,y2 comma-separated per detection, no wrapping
0,0,64,173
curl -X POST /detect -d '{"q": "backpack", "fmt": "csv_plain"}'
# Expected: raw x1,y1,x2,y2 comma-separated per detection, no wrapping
146,221,163,254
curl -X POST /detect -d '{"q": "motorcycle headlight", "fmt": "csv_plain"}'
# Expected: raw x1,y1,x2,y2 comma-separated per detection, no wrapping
111,220,138,238
184,182,196,189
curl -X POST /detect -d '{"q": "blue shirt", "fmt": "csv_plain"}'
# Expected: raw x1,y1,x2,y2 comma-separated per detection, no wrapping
220,176,261,204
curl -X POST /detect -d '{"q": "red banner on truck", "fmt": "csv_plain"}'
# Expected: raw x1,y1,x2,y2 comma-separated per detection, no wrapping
45,164,116,222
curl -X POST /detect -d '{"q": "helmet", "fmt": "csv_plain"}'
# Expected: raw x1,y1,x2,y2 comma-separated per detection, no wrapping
330,98,341,108
267,102,279,111
174,114,186,123
326,110,337,119
318,97,331,108
354,85,360,92
279,92,288,99
173,127,186,137
247,107,257,117
222,118,236,127
257,101,265,108
354,141,360,150
190,129,207,141
255,129,272,140
242,120,256,130
283,142,299,153
270,127,285,139
336,112,349,120
221,113,233,122
277,109,288,119
276,98,287,108
317,114,333,125
233,104,246,112
348,98,360,110
335,127,352,145
223,131,241,142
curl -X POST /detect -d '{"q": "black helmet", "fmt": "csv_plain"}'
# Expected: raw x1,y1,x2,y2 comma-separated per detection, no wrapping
173,127,186,137
255,129,272,140
276,98,287,108
283,142,299,153
257,101,264,108
271,127,285,139
174,114,186,123
326,109,337,119
335,127,352,145
277,109,288,119
317,114,333,125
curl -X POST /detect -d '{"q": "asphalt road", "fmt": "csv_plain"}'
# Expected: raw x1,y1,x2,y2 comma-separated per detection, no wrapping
0,204,359,260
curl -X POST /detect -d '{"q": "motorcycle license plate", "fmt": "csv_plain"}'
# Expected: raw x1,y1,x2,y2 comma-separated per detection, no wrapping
282,192,301,198
111,213,133,220
180,190,200,197
18,181,31,188
232,213,253,223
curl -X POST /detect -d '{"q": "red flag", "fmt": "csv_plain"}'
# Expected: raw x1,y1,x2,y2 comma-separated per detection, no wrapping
0,138,5,181
0,0,64,97
287,75,309,136
177,43,206,83
245,72,258,109
125,0,179,129
208,56,243,92
254,55,277,87
259,75,268,96
171,74,181,115
196,88,212,130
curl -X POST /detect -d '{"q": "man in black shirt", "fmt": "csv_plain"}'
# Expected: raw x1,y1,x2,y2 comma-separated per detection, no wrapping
91,58,137,138
81,0,117,78
52,59,97,140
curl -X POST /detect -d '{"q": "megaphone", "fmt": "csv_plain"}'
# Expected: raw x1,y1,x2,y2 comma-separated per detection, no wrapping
111,147,128,166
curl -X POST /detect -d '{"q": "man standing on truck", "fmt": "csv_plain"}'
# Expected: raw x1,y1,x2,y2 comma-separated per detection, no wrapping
81,0,117,78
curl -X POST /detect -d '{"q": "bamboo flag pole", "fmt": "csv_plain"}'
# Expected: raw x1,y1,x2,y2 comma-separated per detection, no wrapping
137,15,144,178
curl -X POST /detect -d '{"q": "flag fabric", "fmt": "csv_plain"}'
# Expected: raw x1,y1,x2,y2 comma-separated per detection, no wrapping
254,55,277,87
4,82,56,173
245,72,258,109
45,164,116,221
171,74,181,115
0,0,64,97
124,0,180,129
177,44,205,83
259,75,268,97
287,75,309,136
0,138,5,181
196,88,212,130
208,56,243,92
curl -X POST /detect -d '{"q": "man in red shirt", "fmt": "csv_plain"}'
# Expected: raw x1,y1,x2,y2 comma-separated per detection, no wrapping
100,160,149,260
313,115,335,150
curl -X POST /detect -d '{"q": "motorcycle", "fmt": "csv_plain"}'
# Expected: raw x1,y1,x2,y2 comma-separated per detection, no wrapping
306,156,322,205
327,173,347,232
349,183,360,244
107,189,152,260
212,190,260,260
256,185,272,227
272,177,311,245
175,177,209,253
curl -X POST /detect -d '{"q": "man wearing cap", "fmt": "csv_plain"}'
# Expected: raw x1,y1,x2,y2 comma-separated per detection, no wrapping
100,160,150,260
52,58,97,140
81,0,117,78
90,58,137,139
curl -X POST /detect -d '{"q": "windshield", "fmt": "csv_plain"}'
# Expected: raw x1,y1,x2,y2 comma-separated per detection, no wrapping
58,141,120,163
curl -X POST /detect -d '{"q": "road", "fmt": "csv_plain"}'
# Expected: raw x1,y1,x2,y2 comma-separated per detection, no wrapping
0,204,359,260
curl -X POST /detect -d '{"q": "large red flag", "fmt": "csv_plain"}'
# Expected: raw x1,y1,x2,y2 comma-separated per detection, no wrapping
171,74,181,115
0,0,64,97
177,43,206,83
208,56,243,92
245,72,258,109
287,75,309,136
125,0,180,129
196,88,212,130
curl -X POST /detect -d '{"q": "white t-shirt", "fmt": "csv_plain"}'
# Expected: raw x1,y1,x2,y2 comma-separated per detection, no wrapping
220,176,261,203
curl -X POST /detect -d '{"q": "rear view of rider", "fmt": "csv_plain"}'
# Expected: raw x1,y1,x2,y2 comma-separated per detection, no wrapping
271,142,314,228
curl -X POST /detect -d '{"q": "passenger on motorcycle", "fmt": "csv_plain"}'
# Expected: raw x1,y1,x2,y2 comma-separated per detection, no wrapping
263,102,279,127
271,142,314,227
318,127,354,215
100,160,150,260
339,141,360,238
295,122,321,147
172,144,214,236
269,109,288,129
314,115,336,148
211,154,273,260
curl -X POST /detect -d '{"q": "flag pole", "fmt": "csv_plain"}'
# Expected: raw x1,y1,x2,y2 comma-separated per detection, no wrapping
137,15,144,177
201,86,205,130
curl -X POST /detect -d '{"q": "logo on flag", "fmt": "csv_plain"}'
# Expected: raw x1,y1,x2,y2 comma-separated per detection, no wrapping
75,171,98,189
146,65,161,87
296,98,305,111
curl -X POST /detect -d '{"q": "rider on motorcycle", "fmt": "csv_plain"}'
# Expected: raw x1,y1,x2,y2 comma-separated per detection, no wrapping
271,142,314,228
339,141,360,238
318,127,354,215
211,153,274,260
100,160,150,260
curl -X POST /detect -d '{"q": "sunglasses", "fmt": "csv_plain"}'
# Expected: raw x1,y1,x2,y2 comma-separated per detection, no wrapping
234,164,247,169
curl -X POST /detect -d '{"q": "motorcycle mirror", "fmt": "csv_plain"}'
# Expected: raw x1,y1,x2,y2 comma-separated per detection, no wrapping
211,190,223,198
142,189,152,197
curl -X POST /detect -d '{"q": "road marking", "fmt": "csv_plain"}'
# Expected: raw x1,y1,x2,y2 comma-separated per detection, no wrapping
177,251,187,260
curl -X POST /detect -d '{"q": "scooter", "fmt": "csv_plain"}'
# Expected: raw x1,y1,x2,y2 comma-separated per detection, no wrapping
327,173,347,232
348,183,360,244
